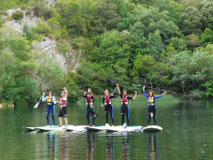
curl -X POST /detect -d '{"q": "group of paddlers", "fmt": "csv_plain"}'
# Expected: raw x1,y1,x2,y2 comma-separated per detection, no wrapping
42,83,166,127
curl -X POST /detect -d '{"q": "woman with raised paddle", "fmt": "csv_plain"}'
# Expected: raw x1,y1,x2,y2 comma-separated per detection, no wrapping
117,84,137,127
101,89,117,127
58,88,68,127
143,86,167,125
83,88,96,127
42,91,57,126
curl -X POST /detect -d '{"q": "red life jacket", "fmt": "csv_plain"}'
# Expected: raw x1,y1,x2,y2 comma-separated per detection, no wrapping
104,96,111,105
121,95,128,105
59,97,67,107
86,94,93,106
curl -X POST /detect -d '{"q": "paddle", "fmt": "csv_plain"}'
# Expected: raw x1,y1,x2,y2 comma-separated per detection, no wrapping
132,84,175,94
91,87,118,119
34,96,42,109
108,79,135,92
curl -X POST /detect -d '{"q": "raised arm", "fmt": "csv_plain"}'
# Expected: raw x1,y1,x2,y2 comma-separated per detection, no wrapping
143,86,148,98
116,83,121,95
133,91,137,100
155,91,167,99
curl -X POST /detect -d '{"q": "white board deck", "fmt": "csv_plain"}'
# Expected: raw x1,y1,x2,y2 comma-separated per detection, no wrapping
106,126,143,132
35,125,69,132
86,126,106,131
22,126,44,131
66,125,86,132
142,125,163,132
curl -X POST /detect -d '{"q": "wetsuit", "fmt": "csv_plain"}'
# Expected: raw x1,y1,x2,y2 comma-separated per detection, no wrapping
42,96,56,125
58,97,67,117
102,95,117,125
83,94,95,125
120,94,133,126
143,91,163,125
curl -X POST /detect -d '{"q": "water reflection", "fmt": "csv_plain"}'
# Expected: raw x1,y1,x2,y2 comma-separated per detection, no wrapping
147,133,157,160
121,133,131,160
47,132,56,160
59,132,69,160
87,132,96,160
105,133,115,160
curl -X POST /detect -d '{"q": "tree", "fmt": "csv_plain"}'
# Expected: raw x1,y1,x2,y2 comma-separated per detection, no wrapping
131,54,154,83
168,1,183,26
186,34,200,50
55,0,86,36
200,28,213,46
170,50,213,94
91,30,131,83
181,6,202,35
0,29,39,103
200,1,213,30
144,31,165,58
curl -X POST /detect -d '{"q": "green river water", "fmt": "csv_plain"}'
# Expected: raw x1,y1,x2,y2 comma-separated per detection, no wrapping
0,98,213,160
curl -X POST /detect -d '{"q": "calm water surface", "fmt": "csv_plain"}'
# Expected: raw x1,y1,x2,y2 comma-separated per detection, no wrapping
0,99,213,160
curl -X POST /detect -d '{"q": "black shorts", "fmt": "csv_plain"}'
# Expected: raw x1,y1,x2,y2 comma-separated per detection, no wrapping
58,107,67,117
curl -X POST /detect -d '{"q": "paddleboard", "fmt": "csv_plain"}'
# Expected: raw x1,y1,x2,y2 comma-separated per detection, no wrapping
36,125,68,132
22,126,44,131
106,126,143,132
86,126,106,131
142,125,163,132
66,125,86,132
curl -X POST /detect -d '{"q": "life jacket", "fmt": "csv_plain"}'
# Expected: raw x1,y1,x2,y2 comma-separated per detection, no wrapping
86,94,93,106
59,97,67,108
148,97,155,106
104,96,111,105
121,95,128,105
47,96,53,106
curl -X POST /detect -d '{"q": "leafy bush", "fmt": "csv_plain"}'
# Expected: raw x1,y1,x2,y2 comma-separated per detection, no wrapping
34,23,52,36
12,10,24,20
23,25,35,41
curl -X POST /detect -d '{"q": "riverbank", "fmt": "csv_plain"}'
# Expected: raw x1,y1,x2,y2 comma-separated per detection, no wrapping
0,102,14,108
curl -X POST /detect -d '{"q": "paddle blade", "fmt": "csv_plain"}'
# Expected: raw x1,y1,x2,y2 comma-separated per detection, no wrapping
34,102,40,108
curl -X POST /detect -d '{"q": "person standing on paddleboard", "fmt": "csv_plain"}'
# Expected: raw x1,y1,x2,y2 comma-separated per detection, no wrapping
83,88,96,127
58,88,68,127
42,91,56,126
143,86,166,125
102,89,117,127
117,84,137,127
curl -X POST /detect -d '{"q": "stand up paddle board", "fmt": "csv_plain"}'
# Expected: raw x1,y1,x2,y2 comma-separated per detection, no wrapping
22,126,45,131
86,126,106,131
142,125,163,132
106,126,143,132
35,125,68,132
66,125,86,132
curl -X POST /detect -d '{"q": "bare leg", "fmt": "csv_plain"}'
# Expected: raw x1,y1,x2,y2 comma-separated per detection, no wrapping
64,117,68,127
59,117,62,127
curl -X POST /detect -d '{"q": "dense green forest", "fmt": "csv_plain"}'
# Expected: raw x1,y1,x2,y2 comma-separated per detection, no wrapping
0,0,213,104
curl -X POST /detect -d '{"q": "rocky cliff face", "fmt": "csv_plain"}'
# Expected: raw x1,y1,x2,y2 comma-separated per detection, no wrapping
2,8,82,73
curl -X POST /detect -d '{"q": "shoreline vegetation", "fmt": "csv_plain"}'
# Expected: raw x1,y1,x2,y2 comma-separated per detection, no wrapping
0,0,213,105
0,93,210,108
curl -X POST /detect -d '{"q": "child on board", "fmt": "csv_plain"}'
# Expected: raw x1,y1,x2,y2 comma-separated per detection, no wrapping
143,86,167,125
83,88,96,127
117,84,137,127
42,91,56,126
58,88,68,127
101,89,117,127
